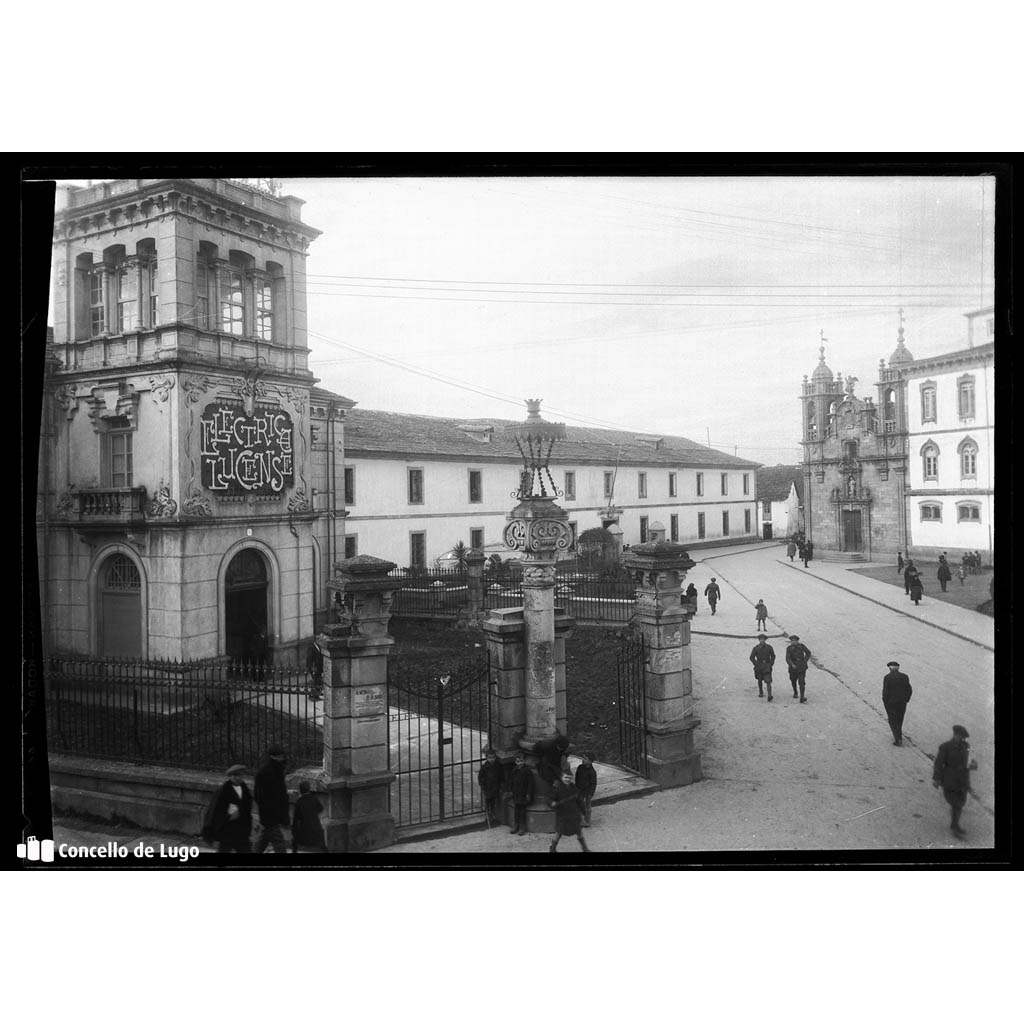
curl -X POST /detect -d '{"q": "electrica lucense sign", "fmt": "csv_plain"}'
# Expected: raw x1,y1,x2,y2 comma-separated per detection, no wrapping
200,403,294,494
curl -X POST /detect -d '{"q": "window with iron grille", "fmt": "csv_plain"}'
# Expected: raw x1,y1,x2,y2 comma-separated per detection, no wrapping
639,516,648,543
410,532,426,567
408,468,424,504
105,554,141,591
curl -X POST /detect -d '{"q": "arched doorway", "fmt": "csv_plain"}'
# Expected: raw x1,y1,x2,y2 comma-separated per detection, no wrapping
100,554,142,657
225,549,269,664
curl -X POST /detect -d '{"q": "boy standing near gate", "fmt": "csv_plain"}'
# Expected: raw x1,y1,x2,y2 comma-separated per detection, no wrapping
477,749,503,828
509,754,535,836
574,752,597,827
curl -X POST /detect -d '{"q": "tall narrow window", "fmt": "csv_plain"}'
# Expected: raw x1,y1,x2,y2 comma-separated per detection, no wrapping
721,473,728,496
220,267,245,335
958,377,976,419
743,473,750,495
959,439,978,479
103,429,134,488
564,471,576,500
639,516,649,543
668,472,677,497
89,270,105,337
696,472,704,496
408,468,424,504
922,442,939,481
343,467,355,505
255,278,273,341
920,383,937,423
195,261,209,330
344,535,358,558
148,259,159,326
670,514,679,541
722,511,730,536
603,471,614,498
697,512,705,539
470,528,484,551
744,509,752,533
116,264,137,333
638,472,647,499
468,470,482,503
410,532,427,568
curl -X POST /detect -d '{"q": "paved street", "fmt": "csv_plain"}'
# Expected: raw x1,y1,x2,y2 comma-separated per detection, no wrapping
385,542,995,855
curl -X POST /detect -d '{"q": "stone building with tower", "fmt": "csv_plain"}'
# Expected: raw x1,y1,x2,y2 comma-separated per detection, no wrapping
39,177,350,663
799,324,913,560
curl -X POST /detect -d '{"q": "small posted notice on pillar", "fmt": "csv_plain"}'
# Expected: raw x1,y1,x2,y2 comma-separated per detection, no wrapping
353,686,385,717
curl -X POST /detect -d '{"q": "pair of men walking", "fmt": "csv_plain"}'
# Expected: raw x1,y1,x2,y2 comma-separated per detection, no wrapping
749,633,811,702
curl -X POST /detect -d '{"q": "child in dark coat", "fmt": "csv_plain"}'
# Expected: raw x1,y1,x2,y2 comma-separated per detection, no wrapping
291,780,326,853
574,752,597,827
549,771,590,853
754,599,768,631
509,754,535,836
477,750,504,827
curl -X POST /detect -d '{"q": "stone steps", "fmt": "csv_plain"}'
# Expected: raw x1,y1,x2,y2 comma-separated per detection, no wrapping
821,551,867,563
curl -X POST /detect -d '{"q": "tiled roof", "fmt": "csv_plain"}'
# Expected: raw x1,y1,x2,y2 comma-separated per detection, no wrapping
310,385,356,408
756,464,803,502
343,408,759,468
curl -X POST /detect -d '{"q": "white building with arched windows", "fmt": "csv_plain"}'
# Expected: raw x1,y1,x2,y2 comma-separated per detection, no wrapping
904,330,994,561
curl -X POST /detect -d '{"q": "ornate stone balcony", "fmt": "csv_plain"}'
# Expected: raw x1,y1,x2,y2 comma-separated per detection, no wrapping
70,487,148,526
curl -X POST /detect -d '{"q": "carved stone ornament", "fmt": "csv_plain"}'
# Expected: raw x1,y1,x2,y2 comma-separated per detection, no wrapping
145,480,177,518
522,562,556,586
503,517,573,554
148,375,175,404
54,385,78,419
287,488,311,514
181,483,212,518
55,492,74,519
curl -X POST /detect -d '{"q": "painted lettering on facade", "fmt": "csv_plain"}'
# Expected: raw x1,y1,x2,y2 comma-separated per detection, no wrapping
200,403,294,494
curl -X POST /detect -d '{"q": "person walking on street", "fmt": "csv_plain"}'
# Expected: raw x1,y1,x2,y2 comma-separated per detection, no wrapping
749,633,776,701
477,749,504,827
957,561,967,586
704,578,721,615
785,634,812,703
254,744,290,853
548,771,590,853
909,570,924,605
897,551,905,574
202,763,254,854
787,540,797,562
937,556,952,593
933,725,978,838
754,599,768,631
509,754,534,836
803,540,814,567
685,582,698,614
904,559,916,595
882,660,912,746
574,752,597,827
291,780,327,853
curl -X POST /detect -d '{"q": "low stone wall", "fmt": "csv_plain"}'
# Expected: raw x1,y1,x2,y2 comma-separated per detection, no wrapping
49,755,323,837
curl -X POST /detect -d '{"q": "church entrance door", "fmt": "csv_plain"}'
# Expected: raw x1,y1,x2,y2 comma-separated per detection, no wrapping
99,554,142,657
841,510,863,552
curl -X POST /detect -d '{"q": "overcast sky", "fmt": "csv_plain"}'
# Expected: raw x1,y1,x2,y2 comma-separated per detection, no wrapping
284,174,994,465
48,173,995,466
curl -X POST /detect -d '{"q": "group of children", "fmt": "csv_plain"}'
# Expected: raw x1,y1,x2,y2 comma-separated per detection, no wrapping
478,748,597,852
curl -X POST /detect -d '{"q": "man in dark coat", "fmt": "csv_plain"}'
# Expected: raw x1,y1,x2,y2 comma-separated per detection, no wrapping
897,551,905,574
291,780,327,853
749,633,776,701
785,634,812,702
933,725,977,837
787,540,797,562
574,752,598,827
203,764,254,854
528,729,571,784
903,560,916,595
882,660,912,746
477,750,504,827
254,744,290,853
509,754,535,836
803,540,814,567
305,640,324,698
937,556,952,593
909,570,924,605
548,771,590,853
704,578,722,615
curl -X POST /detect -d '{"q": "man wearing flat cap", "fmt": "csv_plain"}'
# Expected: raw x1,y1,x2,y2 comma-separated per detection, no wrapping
933,726,978,837
785,635,812,702
749,633,776,701
254,744,290,854
203,764,254,853
882,660,912,746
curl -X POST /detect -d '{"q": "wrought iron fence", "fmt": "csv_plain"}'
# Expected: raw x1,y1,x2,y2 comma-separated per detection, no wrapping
386,652,492,827
553,569,637,625
616,630,649,777
44,655,322,771
389,567,469,619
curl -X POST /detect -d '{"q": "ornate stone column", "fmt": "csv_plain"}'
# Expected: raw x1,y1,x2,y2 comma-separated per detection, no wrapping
317,554,398,852
623,540,703,788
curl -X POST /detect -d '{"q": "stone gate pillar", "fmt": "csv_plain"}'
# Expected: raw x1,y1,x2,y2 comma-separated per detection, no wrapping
457,548,486,628
317,554,398,852
623,541,702,788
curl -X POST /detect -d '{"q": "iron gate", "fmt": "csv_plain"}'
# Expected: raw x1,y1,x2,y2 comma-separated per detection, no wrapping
616,630,649,777
386,652,492,827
